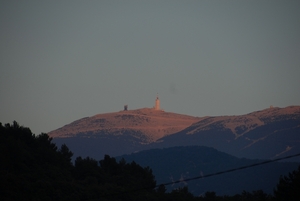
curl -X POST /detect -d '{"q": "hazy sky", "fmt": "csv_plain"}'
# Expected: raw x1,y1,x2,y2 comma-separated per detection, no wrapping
1,1,300,134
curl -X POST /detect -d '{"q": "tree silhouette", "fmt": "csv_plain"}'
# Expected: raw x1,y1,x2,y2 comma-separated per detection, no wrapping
274,165,300,201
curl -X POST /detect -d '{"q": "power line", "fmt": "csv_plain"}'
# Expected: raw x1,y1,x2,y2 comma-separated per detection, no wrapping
99,152,300,198
158,152,300,187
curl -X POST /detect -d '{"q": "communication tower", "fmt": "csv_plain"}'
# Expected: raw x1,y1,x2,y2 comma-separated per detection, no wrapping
155,94,160,110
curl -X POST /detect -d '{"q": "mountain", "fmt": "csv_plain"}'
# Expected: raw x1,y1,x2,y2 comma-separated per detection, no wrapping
150,106,300,160
49,108,200,158
116,146,299,196
49,106,300,161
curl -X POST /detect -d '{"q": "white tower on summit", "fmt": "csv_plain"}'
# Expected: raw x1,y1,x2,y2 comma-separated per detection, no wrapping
155,94,160,110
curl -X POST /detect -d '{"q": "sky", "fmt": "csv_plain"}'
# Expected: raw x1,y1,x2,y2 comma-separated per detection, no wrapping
1,1,300,135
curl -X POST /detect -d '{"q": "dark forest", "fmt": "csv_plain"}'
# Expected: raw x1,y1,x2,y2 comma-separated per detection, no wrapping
1,121,299,201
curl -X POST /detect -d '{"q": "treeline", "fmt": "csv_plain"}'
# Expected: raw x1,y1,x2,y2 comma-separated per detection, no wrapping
0,121,299,201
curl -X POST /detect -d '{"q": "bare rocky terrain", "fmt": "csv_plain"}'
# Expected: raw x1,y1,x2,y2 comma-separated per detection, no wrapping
48,107,201,143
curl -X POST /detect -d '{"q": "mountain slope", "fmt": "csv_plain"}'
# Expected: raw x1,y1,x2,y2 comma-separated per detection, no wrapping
151,106,300,160
49,108,200,142
116,146,300,196
49,108,200,157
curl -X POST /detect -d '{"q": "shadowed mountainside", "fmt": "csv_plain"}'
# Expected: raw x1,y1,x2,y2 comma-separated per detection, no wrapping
116,146,300,196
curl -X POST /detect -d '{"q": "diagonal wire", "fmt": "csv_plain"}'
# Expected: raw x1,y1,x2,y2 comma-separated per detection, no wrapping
159,152,300,187
98,152,300,199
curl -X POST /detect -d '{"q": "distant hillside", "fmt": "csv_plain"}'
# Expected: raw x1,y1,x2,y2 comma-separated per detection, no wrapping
49,106,300,161
116,146,300,196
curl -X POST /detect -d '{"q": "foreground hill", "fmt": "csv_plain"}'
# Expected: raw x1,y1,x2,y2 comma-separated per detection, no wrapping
49,106,300,160
116,146,300,196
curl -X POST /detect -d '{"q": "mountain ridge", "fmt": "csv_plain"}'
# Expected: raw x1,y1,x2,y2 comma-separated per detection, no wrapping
152,106,300,160
186,106,300,138
49,106,300,138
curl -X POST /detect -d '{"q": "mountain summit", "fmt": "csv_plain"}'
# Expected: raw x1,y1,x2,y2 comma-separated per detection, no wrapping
48,108,200,143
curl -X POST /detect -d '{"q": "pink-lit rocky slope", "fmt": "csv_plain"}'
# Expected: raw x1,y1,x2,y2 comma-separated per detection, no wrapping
187,105,300,138
154,106,300,160
48,108,201,143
